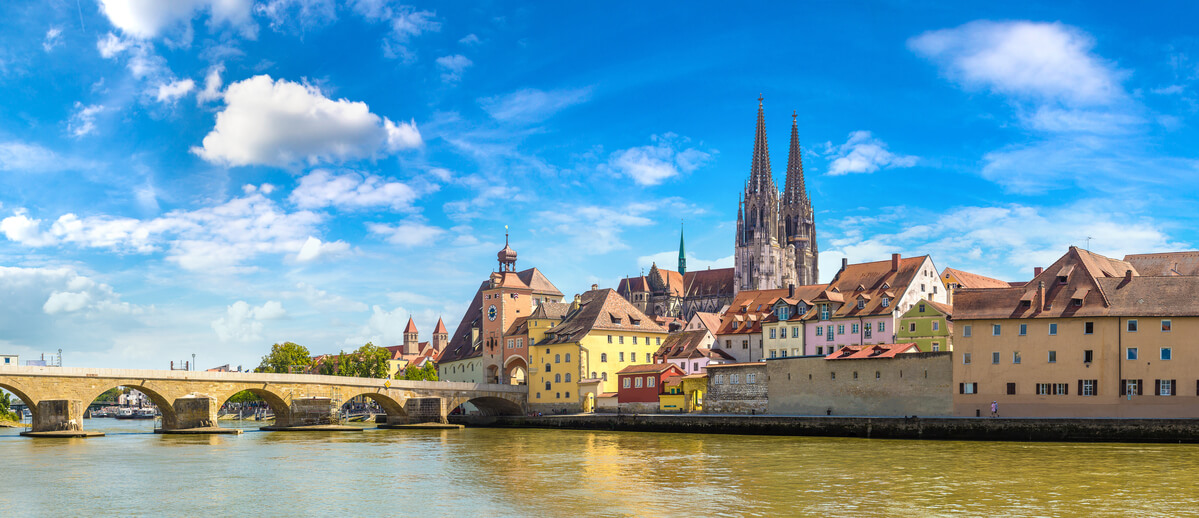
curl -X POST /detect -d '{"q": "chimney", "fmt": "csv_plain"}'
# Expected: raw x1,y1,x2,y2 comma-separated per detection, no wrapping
891,253,900,272
788,284,795,298
1037,281,1046,311
947,286,954,307
1034,267,1043,277
841,257,848,271
591,283,598,291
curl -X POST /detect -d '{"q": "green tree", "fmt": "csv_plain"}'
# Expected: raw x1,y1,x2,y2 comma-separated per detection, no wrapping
95,387,123,403
0,391,18,422
402,361,439,381
256,342,312,374
351,342,391,378
227,390,263,404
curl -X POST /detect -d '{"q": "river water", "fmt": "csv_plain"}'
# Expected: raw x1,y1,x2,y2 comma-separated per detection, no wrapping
1,418,1196,517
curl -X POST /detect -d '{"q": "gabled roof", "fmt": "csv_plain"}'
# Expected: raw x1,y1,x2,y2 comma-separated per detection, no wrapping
404,317,418,334
801,256,930,320
516,267,564,298
542,289,666,344
529,301,571,320
437,281,486,364
616,363,684,375
689,311,722,334
901,298,952,318
505,316,530,337
716,288,790,335
941,267,1011,289
1124,251,1199,277
654,330,711,360
826,343,920,359
433,317,447,335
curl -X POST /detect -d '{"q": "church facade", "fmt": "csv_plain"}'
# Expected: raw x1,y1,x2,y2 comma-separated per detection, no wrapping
618,96,819,321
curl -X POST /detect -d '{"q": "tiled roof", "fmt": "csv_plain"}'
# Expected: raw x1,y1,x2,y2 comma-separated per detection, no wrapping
1124,251,1199,277
505,316,529,337
404,317,418,334
616,363,682,375
437,281,485,364
941,267,1011,289
433,317,447,335
690,311,723,334
654,330,711,360
617,267,735,300
516,267,564,297
529,301,571,320
826,343,920,359
542,289,666,344
716,288,790,335
800,256,929,320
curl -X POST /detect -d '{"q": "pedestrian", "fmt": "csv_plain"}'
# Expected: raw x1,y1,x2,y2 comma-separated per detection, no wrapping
990,400,998,418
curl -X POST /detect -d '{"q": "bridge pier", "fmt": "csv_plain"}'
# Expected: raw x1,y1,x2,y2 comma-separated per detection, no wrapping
154,396,242,435
21,399,104,438
261,397,359,431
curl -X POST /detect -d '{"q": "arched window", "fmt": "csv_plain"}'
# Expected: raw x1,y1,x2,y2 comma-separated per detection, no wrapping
545,363,551,373
565,373,572,382
565,353,571,362
601,353,608,362
555,354,561,363
591,371,597,378
602,372,608,381
555,374,561,383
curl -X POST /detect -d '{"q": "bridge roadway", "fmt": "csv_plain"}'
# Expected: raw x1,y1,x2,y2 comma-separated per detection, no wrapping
0,366,526,436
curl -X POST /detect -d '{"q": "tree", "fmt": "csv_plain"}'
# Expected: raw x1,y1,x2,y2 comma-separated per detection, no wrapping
350,342,391,378
94,387,123,403
227,390,263,404
257,342,312,374
402,361,439,381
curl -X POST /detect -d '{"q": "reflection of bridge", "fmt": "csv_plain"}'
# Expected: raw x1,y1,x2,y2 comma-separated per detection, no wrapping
0,366,526,436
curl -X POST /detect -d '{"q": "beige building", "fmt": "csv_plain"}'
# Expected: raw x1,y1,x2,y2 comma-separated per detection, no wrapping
766,351,953,416
954,247,1199,418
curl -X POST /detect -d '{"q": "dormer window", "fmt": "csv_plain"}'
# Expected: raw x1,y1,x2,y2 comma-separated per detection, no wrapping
882,298,890,308
731,321,739,330
1072,298,1083,307
777,307,790,320
819,304,831,320
881,283,890,290
1057,276,1068,285
856,299,865,309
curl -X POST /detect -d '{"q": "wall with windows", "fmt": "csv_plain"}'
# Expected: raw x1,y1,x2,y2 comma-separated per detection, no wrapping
529,329,670,413
766,352,953,416
803,315,895,356
705,363,768,414
438,356,484,384
762,320,806,359
714,331,763,363
952,316,1199,417
897,300,953,352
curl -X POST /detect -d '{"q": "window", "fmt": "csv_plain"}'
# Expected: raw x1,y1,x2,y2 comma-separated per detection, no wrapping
1007,383,1016,395
623,378,631,389
826,327,834,341
714,374,723,384
743,340,749,349
565,392,570,399
992,324,1001,336
1019,324,1027,336
777,307,790,320
1161,348,1172,361
1127,320,1139,332
875,371,881,380
545,382,551,390
555,354,561,363
837,325,845,335
932,343,940,352
656,338,661,345
1054,383,1069,395
792,327,800,338
692,362,698,371
770,328,777,339
882,297,890,308
1036,383,1050,395
608,335,613,343
879,322,886,333
853,371,859,380
1048,351,1056,363
545,363,551,373
647,377,655,388
1013,351,1022,364
1157,379,1175,396
602,372,607,381
632,336,638,345
919,304,926,313
770,350,777,359
864,323,872,339
1122,379,1142,396
747,373,757,384
831,372,836,380
601,353,608,363
816,326,823,336
507,339,514,349
1081,379,1097,396
963,353,972,364
516,338,523,348
1084,322,1094,334
857,299,865,309
820,305,830,320
1127,348,1138,361
536,392,541,399
1162,319,1172,332
635,377,643,388
732,322,739,330
565,353,571,363
909,322,917,332
619,352,625,362
619,336,625,344
932,321,940,331
963,325,972,337
992,352,1000,364
852,323,860,334
1049,323,1057,336
730,374,740,385
1084,350,1093,363
554,374,561,383
960,382,978,394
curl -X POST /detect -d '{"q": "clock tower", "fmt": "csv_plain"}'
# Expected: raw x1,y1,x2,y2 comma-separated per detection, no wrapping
480,229,533,384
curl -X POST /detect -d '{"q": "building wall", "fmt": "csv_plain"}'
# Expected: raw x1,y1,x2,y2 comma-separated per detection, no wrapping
659,393,687,413
804,315,896,356
898,306,952,352
529,342,580,410
762,320,805,359
714,332,762,363
953,316,1199,418
766,353,953,416
529,329,669,412
705,363,768,414
438,356,483,383
667,357,710,376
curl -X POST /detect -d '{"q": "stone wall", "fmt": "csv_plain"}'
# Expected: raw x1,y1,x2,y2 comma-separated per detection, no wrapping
766,352,952,416
617,401,660,414
405,397,445,424
705,363,767,414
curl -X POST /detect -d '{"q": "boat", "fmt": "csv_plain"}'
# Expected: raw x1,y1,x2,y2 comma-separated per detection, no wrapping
136,408,157,419
114,407,157,420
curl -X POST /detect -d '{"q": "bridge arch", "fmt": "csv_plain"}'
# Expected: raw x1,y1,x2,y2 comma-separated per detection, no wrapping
339,391,407,421
215,387,292,426
84,383,177,429
0,381,38,423
503,356,528,386
452,396,523,417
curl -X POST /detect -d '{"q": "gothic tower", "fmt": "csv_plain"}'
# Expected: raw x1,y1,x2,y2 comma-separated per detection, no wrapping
678,222,687,276
734,96,800,293
781,111,819,286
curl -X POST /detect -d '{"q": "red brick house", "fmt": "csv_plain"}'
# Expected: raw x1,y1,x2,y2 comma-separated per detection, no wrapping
617,363,685,412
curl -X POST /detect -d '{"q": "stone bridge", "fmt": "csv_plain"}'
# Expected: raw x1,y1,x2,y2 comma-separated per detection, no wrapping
0,366,526,435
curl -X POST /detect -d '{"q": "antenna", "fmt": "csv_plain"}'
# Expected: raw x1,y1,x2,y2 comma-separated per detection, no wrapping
1086,236,1093,250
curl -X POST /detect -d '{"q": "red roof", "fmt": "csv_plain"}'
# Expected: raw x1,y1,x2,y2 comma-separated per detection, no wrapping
434,317,447,334
404,317,418,334
616,363,683,375
825,343,920,359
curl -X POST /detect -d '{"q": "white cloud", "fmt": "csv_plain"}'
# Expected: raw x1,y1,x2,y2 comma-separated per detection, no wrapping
286,282,368,312
155,78,195,103
0,142,94,173
436,54,472,83
537,204,655,254
636,251,733,272
0,266,143,320
68,102,104,137
43,291,92,314
458,33,480,45
480,87,592,123
367,220,445,247
289,169,421,210
257,0,337,33
197,64,224,103
909,20,1123,106
606,133,712,185
211,300,285,342
348,1,439,62
191,75,422,167
98,0,256,39
825,131,917,175
43,27,63,52
293,236,350,262
96,32,169,81
97,32,132,58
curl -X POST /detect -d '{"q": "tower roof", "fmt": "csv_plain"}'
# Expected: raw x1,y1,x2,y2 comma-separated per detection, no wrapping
749,95,775,196
434,317,447,335
784,110,808,207
404,317,418,334
678,222,686,275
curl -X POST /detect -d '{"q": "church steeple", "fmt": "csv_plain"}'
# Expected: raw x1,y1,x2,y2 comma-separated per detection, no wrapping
783,110,808,208
749,94,775,196
678,222,687,275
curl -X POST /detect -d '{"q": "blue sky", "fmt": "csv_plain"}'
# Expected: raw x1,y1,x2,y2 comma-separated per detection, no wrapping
1,1,1197,369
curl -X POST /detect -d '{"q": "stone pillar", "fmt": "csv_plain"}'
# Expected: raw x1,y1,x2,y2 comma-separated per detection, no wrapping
286,397,339,427
404,397,446,424
32,399,84,432
171,396,218,430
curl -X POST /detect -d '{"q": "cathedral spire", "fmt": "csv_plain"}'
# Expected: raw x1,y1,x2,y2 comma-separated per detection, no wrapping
749,94,774,195
678,221,686,275
784,110,808,207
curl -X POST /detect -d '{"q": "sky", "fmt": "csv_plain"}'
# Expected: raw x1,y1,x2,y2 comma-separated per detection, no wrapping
1,1,1198,370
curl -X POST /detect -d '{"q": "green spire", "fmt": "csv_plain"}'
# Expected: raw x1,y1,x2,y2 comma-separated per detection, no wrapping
678,221,686,275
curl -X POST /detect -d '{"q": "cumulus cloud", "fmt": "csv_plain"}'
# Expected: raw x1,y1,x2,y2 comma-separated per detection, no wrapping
536,204,655,254
824,131,917,175
43,27,63,52
197,64,224,103
191,75,422,167
96,32,168,81
480,87,592,123
605,133,712,185
0,266,142,318
458,33,480,45
289,169,422,210
211,300,285,342
436,54,472,83
68,102,104,137
155,78,195,103
367,220,445,247
98,0,256,39
294,236,350,262
909,20,1123,106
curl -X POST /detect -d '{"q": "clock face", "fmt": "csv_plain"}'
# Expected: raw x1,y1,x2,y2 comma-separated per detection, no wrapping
488,305,497,321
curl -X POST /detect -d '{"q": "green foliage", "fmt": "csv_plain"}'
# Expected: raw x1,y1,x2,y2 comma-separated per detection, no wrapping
95,387,124,403
317,342,391,379
0,391,18,422
227,390,263,404
402,361,439,381
257,342,312,374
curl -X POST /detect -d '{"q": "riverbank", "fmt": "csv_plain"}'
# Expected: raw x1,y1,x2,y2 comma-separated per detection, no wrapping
463,414,1199,443
0,420,21,428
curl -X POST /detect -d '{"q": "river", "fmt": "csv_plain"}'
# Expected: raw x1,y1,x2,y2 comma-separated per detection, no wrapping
0,418,1196,516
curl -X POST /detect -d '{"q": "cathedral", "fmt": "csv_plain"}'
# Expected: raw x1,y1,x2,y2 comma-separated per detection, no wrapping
618,96,819,320
735,96,818,291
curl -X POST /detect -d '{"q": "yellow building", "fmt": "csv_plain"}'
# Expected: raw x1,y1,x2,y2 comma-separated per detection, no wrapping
897,298,953,351
528,288,669,413
953,247,1199,418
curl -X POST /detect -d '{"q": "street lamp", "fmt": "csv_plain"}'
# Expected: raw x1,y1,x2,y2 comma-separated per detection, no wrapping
192,353,196,371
